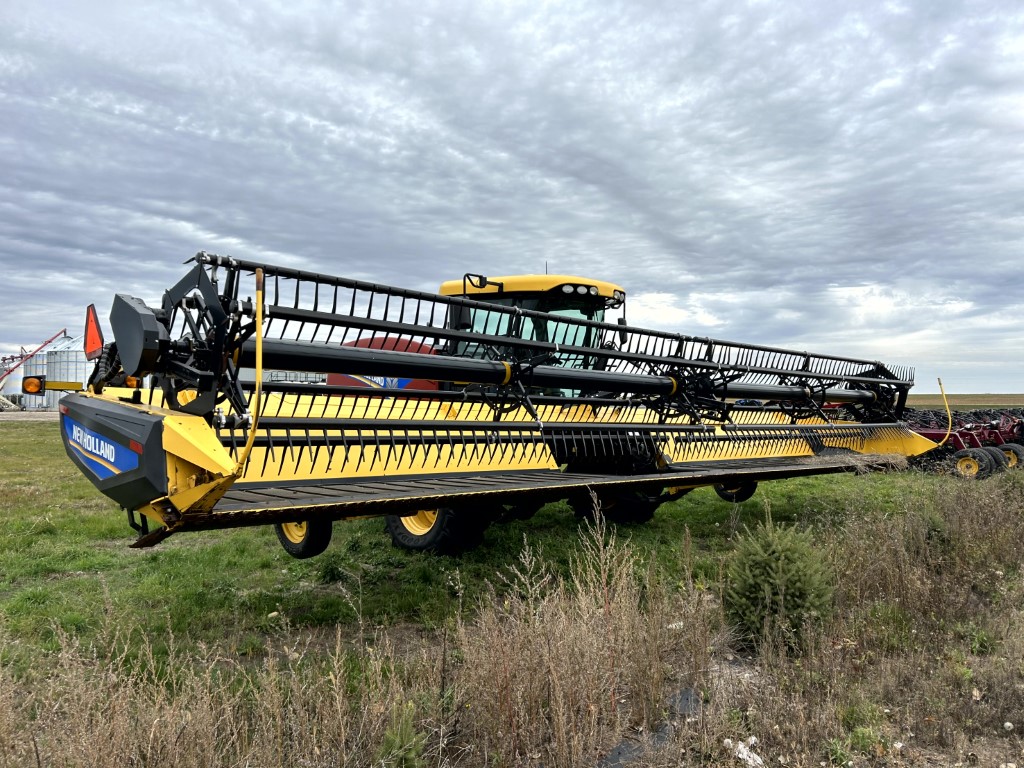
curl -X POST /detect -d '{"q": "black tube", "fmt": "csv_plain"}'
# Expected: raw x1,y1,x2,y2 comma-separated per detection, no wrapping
722,382,876,405
238,339,876,405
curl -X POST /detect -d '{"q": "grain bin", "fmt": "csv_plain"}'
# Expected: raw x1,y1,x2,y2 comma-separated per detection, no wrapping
43,335,89,409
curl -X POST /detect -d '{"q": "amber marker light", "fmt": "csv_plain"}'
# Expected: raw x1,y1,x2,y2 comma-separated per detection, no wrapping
22,376,44,395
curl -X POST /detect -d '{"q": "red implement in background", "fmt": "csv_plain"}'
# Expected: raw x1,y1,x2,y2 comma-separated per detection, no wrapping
913,413,1024,478
0,328,68,388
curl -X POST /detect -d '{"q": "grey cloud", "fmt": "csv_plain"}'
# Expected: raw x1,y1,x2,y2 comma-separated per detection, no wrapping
1,0,1022,392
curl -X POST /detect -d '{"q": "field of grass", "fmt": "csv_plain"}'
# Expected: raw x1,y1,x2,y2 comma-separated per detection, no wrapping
1,419,1023,766
0,420,829,655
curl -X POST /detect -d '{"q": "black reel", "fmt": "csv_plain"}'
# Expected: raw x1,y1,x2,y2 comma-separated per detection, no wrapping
649,370,730,423
105,260,256,421
836,364,907,423
841,382,901,423
776,378,834,422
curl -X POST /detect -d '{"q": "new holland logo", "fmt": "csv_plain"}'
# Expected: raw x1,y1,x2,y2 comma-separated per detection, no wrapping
365,375,402,388
71,423,117,462
347,374,413,389
63,415,138,480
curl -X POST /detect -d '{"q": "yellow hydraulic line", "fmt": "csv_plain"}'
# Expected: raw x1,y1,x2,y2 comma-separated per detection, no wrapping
235,268,264,474
935,377,953,448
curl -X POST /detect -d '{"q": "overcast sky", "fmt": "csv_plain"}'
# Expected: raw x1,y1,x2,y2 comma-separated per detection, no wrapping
2,0,1022,393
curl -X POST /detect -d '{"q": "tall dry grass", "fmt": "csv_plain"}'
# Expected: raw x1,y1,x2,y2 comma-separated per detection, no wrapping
0,625,446,767
2,474,1021,767
825,472,1024,751
665,471,1024,766
455,517,720,767
0,512,720,767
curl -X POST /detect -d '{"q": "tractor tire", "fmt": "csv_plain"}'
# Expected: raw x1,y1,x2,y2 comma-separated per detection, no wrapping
571,490,661,525
385,508,488,554
501,500,544,521
275,519,333,559
951,449,993,479
603,490,662,524
714,480,758,503
1000,443,1024,469
982,446,1009,472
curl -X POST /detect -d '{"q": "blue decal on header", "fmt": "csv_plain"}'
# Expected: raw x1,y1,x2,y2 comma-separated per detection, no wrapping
63,415,139,481
350,375,415,389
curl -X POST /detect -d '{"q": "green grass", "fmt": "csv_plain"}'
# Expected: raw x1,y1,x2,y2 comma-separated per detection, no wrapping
3,420,1024,765
0,420,963,662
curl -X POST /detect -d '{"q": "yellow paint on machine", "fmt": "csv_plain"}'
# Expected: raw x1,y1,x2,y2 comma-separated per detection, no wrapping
231,393,939,484
77,394,238,528
236,432,560,484
144,411,237,528
853,426,936,457
255,390,461,421
79,386,937,522
438,273,625,300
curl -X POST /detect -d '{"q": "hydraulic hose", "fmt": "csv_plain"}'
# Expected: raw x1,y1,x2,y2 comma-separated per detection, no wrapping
234,268,264,474
936,377,953,448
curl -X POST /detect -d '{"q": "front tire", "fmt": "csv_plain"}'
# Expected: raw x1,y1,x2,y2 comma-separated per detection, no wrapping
385,508,487,554
951,448,993,479
602,490,662,524
569,489,662,525
275,519,333,559
714,480,758,503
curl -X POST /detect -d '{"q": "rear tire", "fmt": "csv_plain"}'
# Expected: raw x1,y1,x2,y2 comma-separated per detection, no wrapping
275,519,333,559
714,480,758,503
952,448,993,479
385,508,488,554
570,490,661,525
1000,443,1024,469
501,500,544,521
602,490,662,524
982,446,1009,472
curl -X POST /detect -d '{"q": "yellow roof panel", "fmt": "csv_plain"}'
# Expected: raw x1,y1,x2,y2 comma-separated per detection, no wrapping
438,274,625,299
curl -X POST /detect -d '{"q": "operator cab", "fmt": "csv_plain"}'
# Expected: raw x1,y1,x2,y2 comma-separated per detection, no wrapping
438,274,626,369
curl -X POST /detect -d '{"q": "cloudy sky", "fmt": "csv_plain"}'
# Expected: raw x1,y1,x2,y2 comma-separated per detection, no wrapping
2,0,1022,393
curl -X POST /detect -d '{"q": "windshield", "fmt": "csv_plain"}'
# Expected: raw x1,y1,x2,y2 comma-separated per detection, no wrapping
455,295,607,369
523,300,605,347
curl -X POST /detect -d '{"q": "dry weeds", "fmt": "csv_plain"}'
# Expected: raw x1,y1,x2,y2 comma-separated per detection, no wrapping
1,476,1022,767
0,626,446,767
455,517,721,767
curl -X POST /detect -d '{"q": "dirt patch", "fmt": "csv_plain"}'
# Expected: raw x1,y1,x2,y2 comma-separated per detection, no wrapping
0,410,59,421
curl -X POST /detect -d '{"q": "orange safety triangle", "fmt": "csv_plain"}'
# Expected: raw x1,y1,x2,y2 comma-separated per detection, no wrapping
84,304,105,360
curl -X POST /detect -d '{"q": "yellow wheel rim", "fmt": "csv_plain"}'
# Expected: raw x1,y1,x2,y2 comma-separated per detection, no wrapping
400,510,438,536
955,456,979,477
1004,451,1018,469
279,521,308,544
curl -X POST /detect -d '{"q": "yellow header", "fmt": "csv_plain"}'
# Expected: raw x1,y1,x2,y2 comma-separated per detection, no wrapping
438,274,625,301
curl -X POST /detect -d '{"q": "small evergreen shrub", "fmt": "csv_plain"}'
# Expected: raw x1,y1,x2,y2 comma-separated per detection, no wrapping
377,701,427,768
724,518,833,649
